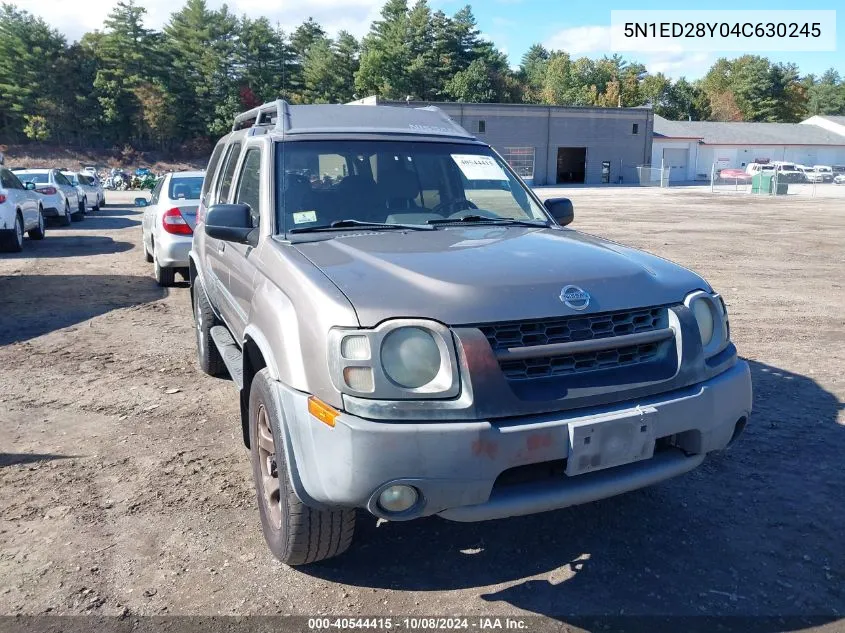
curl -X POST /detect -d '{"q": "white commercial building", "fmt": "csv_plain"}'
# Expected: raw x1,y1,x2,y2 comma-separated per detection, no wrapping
652,115,845,181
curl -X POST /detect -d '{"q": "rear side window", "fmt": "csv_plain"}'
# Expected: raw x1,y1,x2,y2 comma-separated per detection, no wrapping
150,178,165,205
55,172,71,186
215,143,242,204
202,142,225,200
0,169,15,188
235,149,262,228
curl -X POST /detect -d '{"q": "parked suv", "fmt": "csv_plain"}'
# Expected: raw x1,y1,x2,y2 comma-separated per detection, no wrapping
13,168,82,224
191,101,752,565
0,167,45,251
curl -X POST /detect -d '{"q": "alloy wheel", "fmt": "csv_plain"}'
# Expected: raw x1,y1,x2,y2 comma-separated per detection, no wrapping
256,405,282,529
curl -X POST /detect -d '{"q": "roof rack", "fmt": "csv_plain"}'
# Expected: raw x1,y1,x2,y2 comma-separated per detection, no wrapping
232,99,291,133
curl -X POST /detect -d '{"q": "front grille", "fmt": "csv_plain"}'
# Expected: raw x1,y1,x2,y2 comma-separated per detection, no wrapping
477,306,671,381
479,306,668,351
500,341,662,380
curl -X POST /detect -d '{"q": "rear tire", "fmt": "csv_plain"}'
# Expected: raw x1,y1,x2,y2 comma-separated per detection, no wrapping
28,209,45,240
79,197,87,215
154,255,176,287
193,279,226,376
249,368,355,565
60,202,72,226
0,214,24,252
144,244,153,263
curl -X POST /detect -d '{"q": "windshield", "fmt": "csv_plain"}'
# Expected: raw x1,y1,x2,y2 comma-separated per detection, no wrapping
169,176,202,200
276,141,548,234
16,172,49,184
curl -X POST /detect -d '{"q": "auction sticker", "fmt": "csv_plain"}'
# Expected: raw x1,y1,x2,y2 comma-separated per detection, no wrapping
293,210,317,224
451,154,508,181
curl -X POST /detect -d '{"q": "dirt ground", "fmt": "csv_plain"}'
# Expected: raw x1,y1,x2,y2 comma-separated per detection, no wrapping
1,187,843,631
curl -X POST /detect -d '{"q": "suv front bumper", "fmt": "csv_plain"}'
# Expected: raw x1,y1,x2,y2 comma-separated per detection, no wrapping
274,360,751,522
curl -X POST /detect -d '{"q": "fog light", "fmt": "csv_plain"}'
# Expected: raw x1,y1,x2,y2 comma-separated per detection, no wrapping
377,485,418,513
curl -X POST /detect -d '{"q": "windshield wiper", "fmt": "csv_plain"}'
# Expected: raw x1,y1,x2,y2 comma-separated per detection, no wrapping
427,215,549,227
289,219,435,233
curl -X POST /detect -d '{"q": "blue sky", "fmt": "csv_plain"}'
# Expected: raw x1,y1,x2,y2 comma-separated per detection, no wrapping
15,0,844,80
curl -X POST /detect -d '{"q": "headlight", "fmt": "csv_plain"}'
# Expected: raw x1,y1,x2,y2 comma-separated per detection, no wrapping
691,297,716,347
380,327,441,388
328,320,460,399
684,291,728,356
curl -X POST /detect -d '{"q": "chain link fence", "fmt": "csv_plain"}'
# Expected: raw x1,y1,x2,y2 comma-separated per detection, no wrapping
709,164,845,199
636,165,670,187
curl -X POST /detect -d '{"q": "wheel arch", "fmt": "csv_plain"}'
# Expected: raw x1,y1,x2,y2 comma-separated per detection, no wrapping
240,327,281,448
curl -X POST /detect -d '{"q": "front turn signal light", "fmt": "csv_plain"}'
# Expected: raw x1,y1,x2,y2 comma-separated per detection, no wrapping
308,396,339,428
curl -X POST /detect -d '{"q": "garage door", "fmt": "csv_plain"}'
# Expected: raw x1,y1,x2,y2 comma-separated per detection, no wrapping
663,148,688,182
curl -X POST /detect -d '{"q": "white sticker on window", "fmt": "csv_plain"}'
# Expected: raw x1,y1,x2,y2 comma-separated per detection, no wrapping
292,210,317,224
451,154,508,181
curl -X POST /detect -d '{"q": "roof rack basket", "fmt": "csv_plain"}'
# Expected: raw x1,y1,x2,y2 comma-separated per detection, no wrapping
232,99,291,133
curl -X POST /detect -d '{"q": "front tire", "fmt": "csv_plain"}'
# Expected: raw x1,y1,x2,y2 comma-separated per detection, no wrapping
28,209,45,240
79,196,87,215
193,280,226,377
249,368,356,565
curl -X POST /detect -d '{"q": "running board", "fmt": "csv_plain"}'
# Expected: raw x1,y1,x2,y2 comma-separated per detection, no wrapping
210,326,244,389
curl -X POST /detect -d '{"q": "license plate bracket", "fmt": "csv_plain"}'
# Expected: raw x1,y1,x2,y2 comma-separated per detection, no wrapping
565,406,657,477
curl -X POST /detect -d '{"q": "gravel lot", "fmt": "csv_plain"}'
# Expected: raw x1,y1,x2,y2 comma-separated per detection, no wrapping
1,187,843,631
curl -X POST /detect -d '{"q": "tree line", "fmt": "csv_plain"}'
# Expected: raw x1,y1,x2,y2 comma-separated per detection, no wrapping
1,0,844,151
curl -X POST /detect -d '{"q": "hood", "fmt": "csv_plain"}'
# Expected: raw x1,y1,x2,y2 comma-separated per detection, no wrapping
293,227,709,326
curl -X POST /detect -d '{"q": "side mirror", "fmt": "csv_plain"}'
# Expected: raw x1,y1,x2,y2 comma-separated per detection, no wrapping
205,204,257,246
543,197,574,227
134,197,148,207
24,182,36,190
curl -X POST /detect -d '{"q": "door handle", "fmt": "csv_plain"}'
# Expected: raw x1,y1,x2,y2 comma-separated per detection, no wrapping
218,242,226,253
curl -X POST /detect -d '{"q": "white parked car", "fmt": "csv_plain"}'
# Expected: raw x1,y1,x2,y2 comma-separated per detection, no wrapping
834,174,845,185
137,170,203,286
0,167,45,252
809,165,833,183
62,171,105,210
12,168,82,225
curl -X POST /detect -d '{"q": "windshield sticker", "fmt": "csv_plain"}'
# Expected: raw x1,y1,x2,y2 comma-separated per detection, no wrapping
451,154,508,181
292,210,317,224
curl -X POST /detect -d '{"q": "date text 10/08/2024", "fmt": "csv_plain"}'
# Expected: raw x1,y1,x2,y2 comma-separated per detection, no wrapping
307,618,529,630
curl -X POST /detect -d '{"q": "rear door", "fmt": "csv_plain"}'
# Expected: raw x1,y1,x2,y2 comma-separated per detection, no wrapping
205,141,242,329
53,171,78,207
144,177,165,250
222,143,264,341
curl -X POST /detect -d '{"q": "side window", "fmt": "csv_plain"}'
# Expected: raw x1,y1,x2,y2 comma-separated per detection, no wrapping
235,148,261,228
54,171,67,186
9,171,24,189
215,143,242,204
202,143,225,202
150,178,164,205
0,169,12,188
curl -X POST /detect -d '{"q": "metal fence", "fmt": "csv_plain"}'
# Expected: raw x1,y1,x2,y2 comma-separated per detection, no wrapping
709,164,845,199
637,165,670,187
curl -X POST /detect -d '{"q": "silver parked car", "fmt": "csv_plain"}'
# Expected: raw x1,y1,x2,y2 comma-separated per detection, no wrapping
137,171,202,286
12,168,82,225
190,101,752,565
62,171,105,210
0,167,45,251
